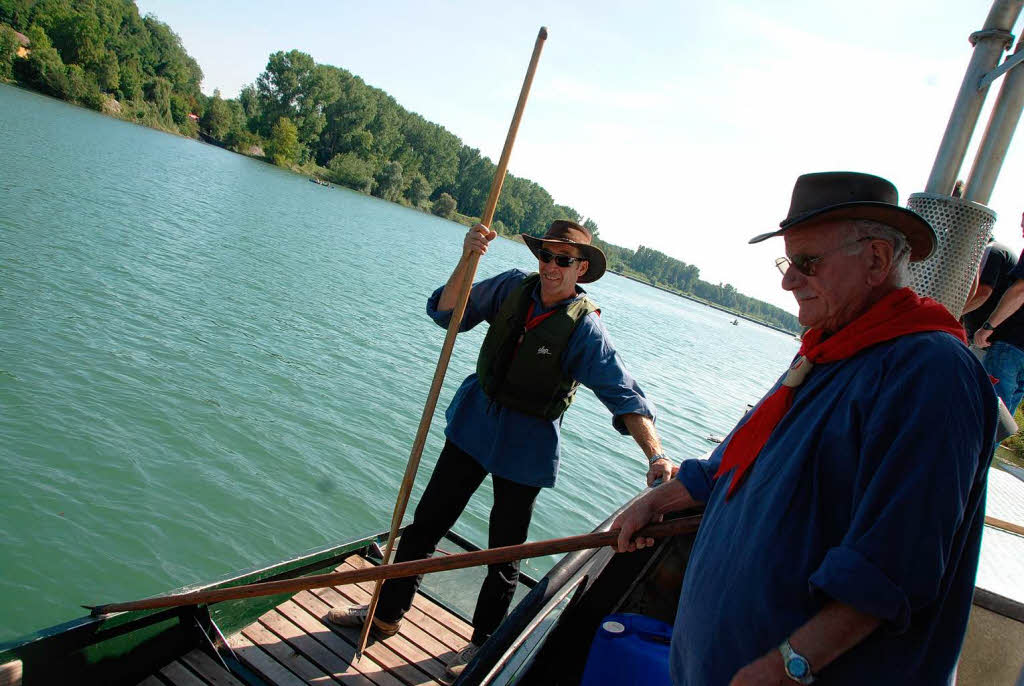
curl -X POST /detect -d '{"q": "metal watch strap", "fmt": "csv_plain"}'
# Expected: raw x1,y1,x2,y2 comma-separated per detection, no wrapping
779,639,815,684
647,452,667,465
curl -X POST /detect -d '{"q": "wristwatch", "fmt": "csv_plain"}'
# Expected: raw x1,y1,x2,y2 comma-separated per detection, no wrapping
647,452,668,465
779,639,815,684
982,321,996,331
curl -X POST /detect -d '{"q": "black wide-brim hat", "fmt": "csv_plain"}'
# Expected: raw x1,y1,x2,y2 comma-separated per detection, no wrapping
749,171,937,261
522,219,607,283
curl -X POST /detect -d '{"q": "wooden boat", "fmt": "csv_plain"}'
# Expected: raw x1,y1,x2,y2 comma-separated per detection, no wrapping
1,482,1021,685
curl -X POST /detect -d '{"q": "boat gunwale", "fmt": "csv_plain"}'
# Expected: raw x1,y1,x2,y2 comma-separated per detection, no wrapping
0,527,388,668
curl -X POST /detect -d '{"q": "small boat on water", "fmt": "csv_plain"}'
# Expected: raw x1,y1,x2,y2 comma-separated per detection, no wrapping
1,481,1021,685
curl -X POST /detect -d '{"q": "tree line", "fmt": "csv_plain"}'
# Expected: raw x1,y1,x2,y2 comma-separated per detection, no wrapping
0,0,800,333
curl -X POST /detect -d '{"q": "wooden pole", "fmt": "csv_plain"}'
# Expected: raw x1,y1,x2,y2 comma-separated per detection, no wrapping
986,515,1024,537
356,26,549,659
87,516,700,616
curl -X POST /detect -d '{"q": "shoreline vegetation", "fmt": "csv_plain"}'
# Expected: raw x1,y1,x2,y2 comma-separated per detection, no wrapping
0,0,800,335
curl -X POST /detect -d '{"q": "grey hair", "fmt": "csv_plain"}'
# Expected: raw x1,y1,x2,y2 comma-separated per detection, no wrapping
842,219,911,286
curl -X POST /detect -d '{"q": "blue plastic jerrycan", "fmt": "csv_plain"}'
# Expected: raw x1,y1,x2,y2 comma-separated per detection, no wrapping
580,613,673,686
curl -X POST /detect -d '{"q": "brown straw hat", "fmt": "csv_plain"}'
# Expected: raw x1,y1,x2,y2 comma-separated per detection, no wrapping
749,172,937,261
522,220,607,283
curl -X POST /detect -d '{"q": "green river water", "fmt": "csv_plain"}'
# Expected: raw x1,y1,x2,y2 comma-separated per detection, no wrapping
0,83,799,641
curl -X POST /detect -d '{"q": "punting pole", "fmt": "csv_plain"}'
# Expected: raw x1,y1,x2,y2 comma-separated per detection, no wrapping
924,0,1023,195
85,517,701,616
356,26,549,661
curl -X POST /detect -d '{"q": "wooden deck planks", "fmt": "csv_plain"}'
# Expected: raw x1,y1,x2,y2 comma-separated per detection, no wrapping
342,556,474,640
179,650,247,686
139,552,475,686
287,590,440,686
274,597,393,686
225,633,308,686
326,583,460,664
158,659,207,686
241,619,341,684
286,592,407,686
308,587,452,682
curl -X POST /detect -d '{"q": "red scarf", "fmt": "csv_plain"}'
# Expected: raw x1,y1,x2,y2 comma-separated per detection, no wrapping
713,287,967,499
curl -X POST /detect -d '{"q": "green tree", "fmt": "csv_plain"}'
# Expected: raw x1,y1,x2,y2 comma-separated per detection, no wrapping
169,92,191,125
22,25,68,97
432,192,457,219
495,195,525,232
267,116,300,167
144,76,172,123
117,55,143,101
256,50,338,155
374,160,404,201
0,0,31,27
327,152,373,193
405,172,431,207
583,218,600,239
94,49,118,92
0,25,17,80
202,89,232,140
239,83,260,119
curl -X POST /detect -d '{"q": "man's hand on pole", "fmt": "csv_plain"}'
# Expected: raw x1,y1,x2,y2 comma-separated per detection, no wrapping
464,223,497,259
438,224,497,312
612,492,662,552
612,478,700,553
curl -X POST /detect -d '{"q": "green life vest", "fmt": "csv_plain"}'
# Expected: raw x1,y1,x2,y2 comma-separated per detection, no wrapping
476,273,599,420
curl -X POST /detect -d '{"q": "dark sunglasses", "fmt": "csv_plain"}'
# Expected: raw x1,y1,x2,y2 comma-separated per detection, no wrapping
775,237,874,277
537,248,586,268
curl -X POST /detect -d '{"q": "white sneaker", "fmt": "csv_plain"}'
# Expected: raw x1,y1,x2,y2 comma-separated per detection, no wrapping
325,604,401,637
442,642,481,684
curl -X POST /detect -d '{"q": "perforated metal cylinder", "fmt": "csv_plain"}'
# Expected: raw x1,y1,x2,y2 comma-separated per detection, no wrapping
907,193,996,316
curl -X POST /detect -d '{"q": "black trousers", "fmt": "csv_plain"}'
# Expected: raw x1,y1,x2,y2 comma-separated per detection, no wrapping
376,439,541,645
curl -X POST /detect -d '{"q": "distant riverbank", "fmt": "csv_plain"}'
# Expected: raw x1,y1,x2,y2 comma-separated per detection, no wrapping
610,271,798,336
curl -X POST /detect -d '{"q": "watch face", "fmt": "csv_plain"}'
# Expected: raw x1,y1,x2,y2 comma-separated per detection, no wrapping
787,656,809,678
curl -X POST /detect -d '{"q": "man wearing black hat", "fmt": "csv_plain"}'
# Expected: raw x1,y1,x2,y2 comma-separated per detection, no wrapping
613,172,996,686
329,219,670,682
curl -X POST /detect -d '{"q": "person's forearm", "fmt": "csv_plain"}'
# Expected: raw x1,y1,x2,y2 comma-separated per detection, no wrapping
789,601,881,674
650,478,699,513
437,255,476,312
984,280,1024,327
621,413,662,459
961,284,992,315
730,600,881,684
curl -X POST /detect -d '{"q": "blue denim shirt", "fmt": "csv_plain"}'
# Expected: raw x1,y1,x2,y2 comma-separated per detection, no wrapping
672,332,997,686
427,268,655,488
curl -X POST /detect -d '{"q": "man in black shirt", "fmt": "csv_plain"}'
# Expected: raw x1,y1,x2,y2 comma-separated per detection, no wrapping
963,239,1018,338
973,212,1024,413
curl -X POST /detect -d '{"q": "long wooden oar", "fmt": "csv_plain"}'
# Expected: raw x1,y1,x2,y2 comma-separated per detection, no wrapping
986,515,1024,537
87,516,700,616
357,26,549,659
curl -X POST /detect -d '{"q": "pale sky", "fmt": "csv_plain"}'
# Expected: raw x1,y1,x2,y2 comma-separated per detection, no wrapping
135,0,1024,314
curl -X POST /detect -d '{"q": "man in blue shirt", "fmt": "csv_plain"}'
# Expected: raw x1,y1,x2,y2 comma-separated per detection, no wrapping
614,172,996,686
330,219,672,682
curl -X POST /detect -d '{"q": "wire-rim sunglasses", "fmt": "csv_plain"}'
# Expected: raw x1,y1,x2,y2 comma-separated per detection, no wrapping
775,237,875,277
